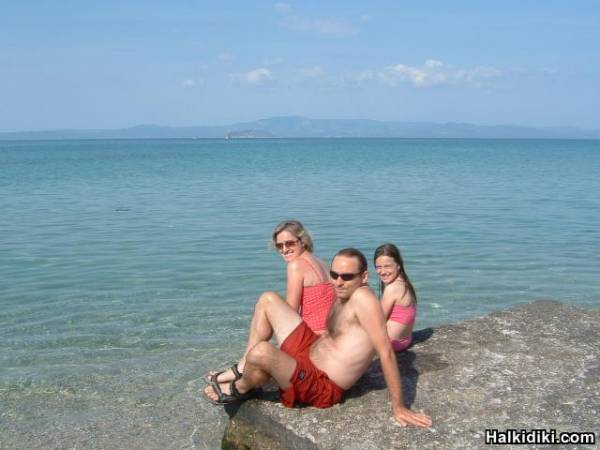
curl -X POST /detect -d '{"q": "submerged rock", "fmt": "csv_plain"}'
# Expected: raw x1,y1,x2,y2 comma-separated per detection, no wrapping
221,300,599,449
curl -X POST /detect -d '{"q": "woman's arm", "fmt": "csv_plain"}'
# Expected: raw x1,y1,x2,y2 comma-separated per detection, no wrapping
286,260,305,312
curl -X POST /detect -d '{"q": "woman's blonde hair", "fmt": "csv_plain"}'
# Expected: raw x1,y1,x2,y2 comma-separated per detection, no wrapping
271,220,314,253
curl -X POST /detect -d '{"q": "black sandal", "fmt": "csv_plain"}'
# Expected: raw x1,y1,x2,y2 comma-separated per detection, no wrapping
205,363,242,385
202,379,255,405
230,378,256,401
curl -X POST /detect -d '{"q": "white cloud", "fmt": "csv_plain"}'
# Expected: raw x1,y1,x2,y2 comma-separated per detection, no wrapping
379,60,501,87
181,79,196,87
380,64,441,87
299,65,325,78
230,68,274,86
424,59,443,68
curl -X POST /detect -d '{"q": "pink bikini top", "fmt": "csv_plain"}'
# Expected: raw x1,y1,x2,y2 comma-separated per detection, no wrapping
389,303,416,325
299,257,336,333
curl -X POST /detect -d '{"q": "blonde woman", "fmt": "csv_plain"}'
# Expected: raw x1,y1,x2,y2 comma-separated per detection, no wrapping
207,220,335,384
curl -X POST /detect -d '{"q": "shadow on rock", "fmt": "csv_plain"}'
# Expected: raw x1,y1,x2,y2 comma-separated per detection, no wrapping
344,328,447,408
412,327,434,345
345,351,419,407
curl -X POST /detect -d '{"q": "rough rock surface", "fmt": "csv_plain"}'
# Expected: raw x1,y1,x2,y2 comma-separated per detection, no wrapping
222,300,599,449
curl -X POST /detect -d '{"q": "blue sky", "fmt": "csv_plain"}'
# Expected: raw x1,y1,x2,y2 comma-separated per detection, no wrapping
2,1,599,131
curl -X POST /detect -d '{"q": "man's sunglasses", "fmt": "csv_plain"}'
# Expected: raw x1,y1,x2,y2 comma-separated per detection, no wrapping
275,239,300,251
330,270,362,281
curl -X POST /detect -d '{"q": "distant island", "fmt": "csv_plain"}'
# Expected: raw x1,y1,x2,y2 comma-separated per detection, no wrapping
224,129,274,139
1,116,599,140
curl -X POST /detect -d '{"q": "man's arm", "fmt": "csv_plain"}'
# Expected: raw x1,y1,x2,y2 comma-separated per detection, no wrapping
355,288,432,427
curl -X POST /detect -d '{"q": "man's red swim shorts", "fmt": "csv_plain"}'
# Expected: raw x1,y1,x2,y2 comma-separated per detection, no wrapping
279,321,344,408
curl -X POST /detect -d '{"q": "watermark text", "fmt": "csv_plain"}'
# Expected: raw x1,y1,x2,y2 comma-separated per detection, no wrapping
485,429,595,445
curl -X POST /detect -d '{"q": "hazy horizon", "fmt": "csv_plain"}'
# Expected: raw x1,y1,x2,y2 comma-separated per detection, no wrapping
3,115,600,134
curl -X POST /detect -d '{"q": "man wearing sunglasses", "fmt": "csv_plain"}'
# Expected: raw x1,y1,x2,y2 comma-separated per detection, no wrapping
203,248,432,428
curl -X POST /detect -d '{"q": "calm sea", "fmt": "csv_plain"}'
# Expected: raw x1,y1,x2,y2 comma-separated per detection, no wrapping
1,138,599,449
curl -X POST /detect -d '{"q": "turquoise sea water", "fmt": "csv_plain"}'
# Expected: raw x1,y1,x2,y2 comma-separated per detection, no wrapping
1,138,599,449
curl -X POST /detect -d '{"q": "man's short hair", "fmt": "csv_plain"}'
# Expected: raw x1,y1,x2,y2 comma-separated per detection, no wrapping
334,248,368,273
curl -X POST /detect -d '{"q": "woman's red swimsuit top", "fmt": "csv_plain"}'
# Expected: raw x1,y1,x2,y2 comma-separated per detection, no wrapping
299,257,336,333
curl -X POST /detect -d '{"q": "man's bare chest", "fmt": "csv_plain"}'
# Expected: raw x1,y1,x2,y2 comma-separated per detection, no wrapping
326,301,357,336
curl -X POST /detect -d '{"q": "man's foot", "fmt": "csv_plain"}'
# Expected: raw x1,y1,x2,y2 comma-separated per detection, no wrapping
205,363,242,385
202,379,255,405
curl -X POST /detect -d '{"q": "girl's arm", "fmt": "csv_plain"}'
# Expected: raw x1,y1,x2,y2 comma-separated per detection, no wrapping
380,282,408,319
380,289,397,319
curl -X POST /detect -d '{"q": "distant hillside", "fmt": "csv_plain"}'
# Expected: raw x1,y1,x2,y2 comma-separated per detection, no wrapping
1,116,599,140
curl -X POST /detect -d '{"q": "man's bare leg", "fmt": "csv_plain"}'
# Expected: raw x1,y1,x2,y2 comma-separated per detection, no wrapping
204,341,297,401
207,291,301,383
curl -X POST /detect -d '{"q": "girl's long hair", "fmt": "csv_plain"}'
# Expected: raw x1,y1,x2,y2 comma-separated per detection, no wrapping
373,243,416,301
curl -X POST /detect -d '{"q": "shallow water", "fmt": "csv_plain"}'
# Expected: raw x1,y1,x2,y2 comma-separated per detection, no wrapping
1,138,599,448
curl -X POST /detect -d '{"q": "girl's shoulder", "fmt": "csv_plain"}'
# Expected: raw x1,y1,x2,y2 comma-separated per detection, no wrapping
383,279,415,307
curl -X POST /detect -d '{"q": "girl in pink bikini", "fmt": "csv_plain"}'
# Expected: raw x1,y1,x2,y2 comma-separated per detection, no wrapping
374,243,417,352
207,220,335,384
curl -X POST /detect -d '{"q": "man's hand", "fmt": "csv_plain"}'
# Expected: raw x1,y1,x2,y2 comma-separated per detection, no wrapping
394,407,432,428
